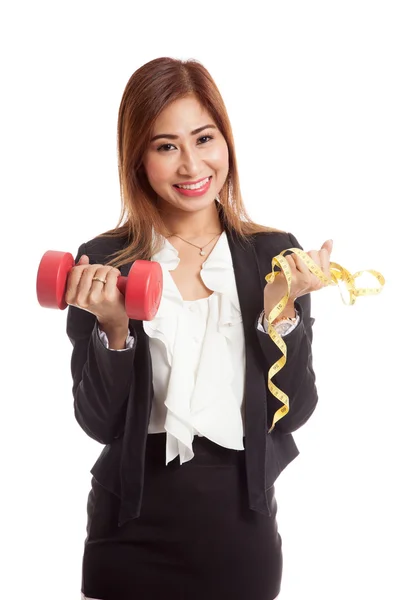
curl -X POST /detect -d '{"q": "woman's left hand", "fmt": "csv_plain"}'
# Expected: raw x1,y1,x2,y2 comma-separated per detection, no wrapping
263,239,334,314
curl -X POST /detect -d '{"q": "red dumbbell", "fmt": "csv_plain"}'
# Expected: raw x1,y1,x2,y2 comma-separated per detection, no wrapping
36,250,163,321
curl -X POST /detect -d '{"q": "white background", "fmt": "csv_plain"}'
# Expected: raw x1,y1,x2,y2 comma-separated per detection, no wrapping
1,1,398,598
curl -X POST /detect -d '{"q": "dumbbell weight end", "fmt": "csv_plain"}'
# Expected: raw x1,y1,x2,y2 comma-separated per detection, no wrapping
36,250,162,321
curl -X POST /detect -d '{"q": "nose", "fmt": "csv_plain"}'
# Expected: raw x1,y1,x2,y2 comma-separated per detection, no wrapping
177,145,202,177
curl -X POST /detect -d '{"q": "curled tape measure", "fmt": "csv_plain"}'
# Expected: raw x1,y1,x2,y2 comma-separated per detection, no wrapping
265,247,385,433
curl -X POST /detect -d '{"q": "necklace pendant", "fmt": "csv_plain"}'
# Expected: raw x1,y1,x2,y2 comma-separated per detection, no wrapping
199,249,205,256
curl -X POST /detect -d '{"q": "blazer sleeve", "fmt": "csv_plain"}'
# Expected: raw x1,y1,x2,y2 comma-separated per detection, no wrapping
66,242,137,444
256,232,318,434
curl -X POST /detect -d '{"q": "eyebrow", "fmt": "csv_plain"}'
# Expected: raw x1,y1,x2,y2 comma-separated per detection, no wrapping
150,124,217,143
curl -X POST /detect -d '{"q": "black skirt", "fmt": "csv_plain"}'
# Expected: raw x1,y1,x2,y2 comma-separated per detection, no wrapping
81,433,283,600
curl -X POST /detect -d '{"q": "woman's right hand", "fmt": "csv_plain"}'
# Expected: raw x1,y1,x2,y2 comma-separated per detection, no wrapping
65,254,129,331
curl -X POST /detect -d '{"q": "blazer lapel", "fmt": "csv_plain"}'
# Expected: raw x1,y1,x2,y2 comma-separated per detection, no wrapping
225,230,264,335
226,229,270,513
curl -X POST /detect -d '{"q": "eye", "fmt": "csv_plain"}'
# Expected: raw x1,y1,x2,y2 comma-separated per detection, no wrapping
198,135,214,144
157,143,176,152
157,135,214,152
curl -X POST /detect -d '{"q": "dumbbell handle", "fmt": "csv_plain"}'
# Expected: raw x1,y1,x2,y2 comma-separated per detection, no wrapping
115,277,127,295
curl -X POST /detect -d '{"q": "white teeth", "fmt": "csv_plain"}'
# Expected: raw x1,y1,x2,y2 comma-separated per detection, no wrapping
176,177,210,190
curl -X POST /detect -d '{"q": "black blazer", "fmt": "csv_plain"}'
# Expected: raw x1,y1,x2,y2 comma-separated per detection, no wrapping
66,228,318,527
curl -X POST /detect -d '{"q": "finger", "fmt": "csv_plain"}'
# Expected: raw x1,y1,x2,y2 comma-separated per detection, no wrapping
319,248,332,281
308,248,330,281
284,254,309,298
65,261,92,304
307,250,321,269
277,254,295,277
321,239,333,254
88,268,108,304
77,255,90,265
75,265,103,306
290,252,309,274
306,250,325,288
93,266,121,298
309,249,332,287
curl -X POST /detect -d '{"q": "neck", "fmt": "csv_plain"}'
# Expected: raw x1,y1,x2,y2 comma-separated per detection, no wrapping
158,200,222,239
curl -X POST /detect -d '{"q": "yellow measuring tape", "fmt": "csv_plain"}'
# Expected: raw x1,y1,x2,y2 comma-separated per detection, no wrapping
265,247,385,433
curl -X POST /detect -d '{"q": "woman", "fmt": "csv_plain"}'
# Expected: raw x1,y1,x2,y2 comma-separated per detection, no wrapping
66,57,332,600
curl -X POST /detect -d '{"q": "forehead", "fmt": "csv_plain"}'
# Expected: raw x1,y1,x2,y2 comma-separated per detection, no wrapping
152,95,215,134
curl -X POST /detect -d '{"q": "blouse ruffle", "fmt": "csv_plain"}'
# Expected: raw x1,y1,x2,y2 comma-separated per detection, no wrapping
143,232,245,465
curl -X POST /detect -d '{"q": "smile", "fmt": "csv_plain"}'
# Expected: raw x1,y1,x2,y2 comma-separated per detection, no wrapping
173,176,212,197
174,177,211,190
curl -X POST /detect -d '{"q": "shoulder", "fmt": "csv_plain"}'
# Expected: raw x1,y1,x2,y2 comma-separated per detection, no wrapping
245,231,305,278
76,229,130,263
250,230,304,252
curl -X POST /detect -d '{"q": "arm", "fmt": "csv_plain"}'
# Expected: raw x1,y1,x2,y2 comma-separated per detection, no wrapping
256,232,318,434
97,325,135,351
66,243,136,444
257,308,300,336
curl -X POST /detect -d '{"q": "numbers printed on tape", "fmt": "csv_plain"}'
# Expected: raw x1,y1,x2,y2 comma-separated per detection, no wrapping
265,247,385,433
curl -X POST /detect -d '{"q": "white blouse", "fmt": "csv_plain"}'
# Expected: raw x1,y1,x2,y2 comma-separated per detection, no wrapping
98,232,299,465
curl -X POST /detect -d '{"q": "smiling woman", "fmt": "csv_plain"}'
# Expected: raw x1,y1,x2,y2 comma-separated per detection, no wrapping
96,57,284,269
142,96,230,218
65,56,319,600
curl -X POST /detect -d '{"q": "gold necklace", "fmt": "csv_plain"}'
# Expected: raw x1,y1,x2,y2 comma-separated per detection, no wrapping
167,231,222,256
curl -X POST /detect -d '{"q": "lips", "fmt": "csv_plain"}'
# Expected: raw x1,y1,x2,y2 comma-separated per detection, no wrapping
173,176,212,197
174,176,212,189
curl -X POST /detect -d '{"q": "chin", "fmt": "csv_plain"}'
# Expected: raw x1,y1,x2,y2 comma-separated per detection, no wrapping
159,192,217,213
178,197,216,212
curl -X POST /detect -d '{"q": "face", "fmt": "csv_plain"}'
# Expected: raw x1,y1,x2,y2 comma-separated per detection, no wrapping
142,95,229,215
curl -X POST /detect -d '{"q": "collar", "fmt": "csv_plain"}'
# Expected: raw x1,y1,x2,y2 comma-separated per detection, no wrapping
151,230,234,295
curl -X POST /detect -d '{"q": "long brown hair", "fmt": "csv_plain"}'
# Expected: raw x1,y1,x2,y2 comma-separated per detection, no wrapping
98,57,284,268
